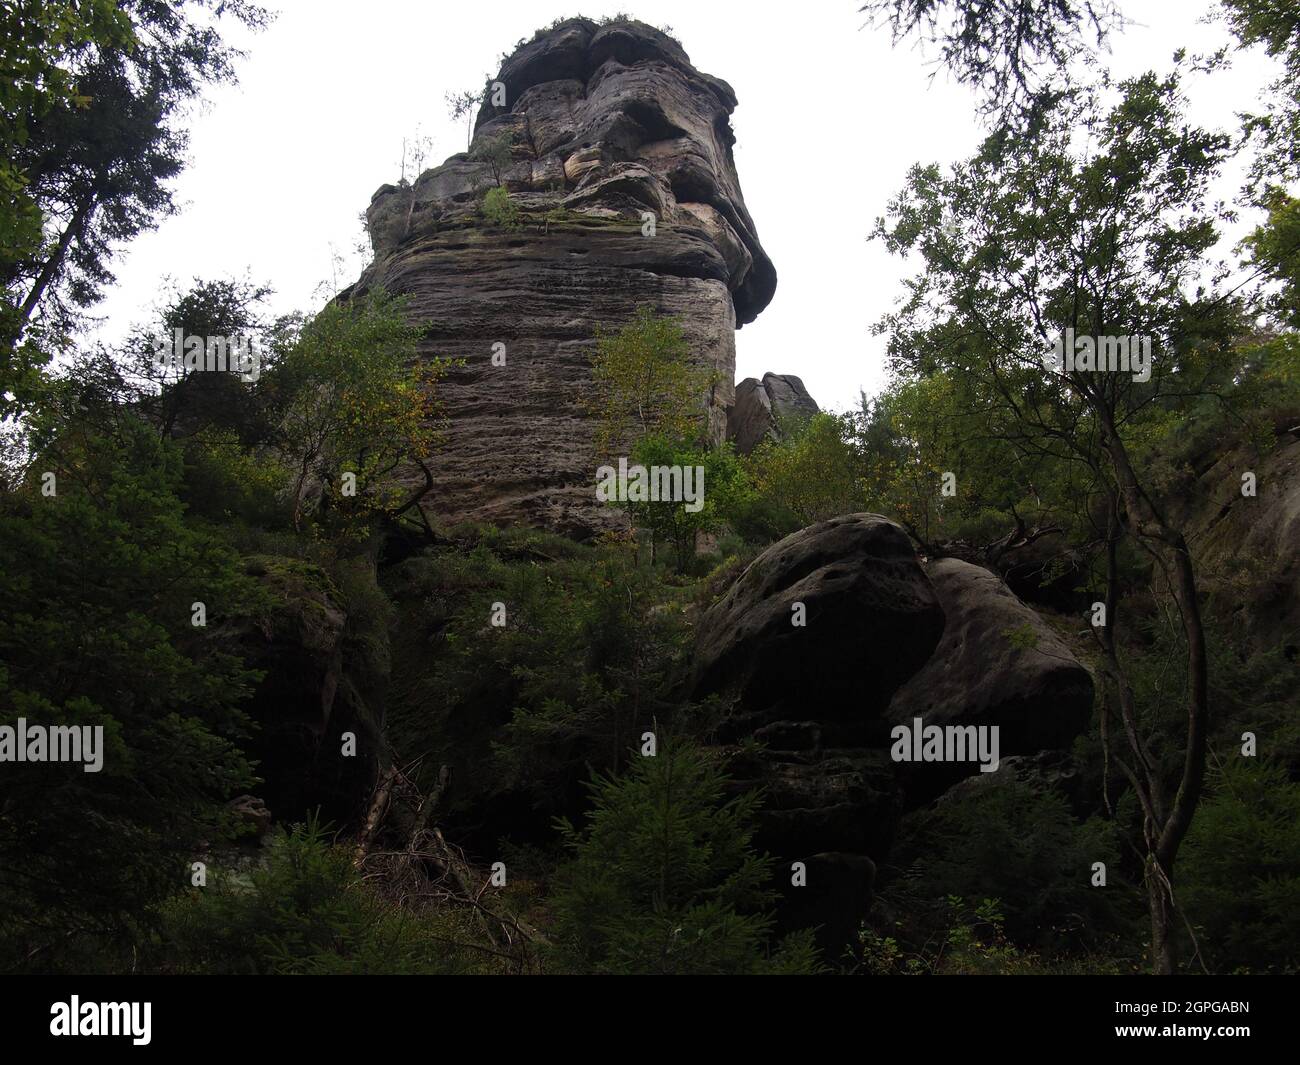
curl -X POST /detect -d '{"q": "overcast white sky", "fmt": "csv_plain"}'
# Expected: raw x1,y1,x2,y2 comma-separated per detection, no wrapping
87,0,1278,412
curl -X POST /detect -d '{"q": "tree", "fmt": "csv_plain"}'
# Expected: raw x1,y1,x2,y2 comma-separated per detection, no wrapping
623,433,752,572
746,411,867,527
158,817,482,974
1221,0,1300,189
396,129,434,241
0,0,133,417
2,0,269,350
0,413,262,970
470,131,515,189
445,87,484,153
860,0,1124,128
587,305,715,458
549,736,819,974
873,66,1245,973
587,307,722,566
1180,760,1300,974
271,288,446,537
125,276,276,440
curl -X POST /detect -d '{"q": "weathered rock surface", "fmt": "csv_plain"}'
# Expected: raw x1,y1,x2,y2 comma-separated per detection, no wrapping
728,373,820,454
887,558,1094,792
1173,430,1300,655
693,513,945,735
349,18,774,538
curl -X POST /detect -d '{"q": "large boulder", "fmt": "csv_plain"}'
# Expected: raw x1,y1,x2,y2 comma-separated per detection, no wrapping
728,372,819,454
693,513,945,736
689,518,1096,952
886,558,1093,797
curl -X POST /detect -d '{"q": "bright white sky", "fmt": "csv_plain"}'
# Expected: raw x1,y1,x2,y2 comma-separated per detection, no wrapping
87,0,1278,413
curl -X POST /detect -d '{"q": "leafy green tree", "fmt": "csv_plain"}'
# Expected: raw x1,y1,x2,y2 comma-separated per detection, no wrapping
3,0,269,346
588,305,715,458
1222,0,1300,189
621,433,752,572
0,414,263,970
123,276,276,440
746,411,867,527
873,66,1248,973
0,1,133,416
549,736,819,974
270,289,446,536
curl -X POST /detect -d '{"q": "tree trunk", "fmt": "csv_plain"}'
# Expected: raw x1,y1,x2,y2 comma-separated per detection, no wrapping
19,197,92,328
1147,862,1176,976
1096,407,1210,975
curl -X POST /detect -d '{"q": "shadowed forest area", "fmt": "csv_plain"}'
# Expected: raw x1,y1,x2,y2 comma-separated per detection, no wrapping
1,1,1298,990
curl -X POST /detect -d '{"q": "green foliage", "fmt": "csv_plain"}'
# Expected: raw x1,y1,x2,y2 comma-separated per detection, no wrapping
0,0,133,412
616,434,753,573
856,896,1130,975
881,775,1136,958
383,528,693,815
480,184,521,228
588,305,715,456
1223,0,1300,188
1180,759,1300,974
548,736,819,974
745,411,867,527
129,276,277,441
269,288,446,535
0,417,263,970
158,818,483,973
2,0,270,347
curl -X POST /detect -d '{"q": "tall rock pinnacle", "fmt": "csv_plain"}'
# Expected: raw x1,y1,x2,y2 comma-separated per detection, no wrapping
351,17,775,537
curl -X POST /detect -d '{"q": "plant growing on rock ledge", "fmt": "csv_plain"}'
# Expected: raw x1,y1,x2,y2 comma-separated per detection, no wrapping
471,132,516,188
588,306,714,454
480,185,521,229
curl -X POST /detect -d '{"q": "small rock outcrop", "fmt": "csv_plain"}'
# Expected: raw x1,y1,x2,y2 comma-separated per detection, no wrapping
351,17,775,538
727,373,820,454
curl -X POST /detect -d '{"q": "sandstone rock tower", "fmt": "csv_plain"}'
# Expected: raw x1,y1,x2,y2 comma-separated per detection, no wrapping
349,17,775,537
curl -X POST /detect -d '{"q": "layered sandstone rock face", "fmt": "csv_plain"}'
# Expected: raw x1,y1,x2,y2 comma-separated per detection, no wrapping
348,18,775,538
